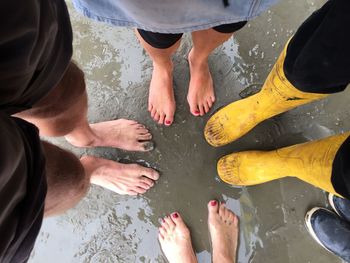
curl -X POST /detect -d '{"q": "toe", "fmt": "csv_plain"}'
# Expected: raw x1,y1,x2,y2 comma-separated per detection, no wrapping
199,104,205,116
138,182,151,190
138,133,152,141
134,186,147,194
141,167,160,180
161,216,171,229
140,141,154,151
203,102,210,114
208,200,219,214
151,108,157,119
159,226,167,237
210,95,215,103
171,212,183,225
164,215,176,228
164,113,174,126
158,113,165,125
219,202,226,217
207,99,213,108
189,103,200,116
233,214,239,226
140,177,155,188
154,112,160,122
136,126,149,133
127,120,138,125
164,119,172,126
158,232,164,241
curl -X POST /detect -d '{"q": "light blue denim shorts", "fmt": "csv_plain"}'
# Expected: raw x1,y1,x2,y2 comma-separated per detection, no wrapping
72,0,280,33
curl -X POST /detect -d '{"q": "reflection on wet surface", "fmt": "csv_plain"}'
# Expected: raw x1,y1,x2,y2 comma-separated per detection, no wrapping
30,0,347,262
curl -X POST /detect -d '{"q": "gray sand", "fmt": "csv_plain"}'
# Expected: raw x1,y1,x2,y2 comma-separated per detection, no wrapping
29,0,348,262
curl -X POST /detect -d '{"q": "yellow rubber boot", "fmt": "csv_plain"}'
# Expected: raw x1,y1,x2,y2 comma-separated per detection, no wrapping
217,132,350,197
204,42,328,147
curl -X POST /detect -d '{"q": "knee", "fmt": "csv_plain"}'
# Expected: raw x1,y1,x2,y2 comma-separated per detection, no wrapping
43,142,89,216
16,62,88,136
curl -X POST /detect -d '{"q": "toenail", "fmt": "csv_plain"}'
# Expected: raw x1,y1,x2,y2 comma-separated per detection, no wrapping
211,200,217,206
172,212,179,218
165,120,171,125
194,110,200,115
143,141,154,151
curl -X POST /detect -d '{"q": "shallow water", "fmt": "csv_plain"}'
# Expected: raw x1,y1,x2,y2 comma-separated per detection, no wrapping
30,0,348,262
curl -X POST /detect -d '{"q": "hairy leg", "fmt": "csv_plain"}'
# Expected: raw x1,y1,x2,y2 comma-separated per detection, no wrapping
135,30,179,126
188,29,232,116
15,62,153,152
208,200,239,263
158,212,198,263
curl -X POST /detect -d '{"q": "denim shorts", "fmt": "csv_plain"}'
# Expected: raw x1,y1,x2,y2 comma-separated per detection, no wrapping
72,0,280,33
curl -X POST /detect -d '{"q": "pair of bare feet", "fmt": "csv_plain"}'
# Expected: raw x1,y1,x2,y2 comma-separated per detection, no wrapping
159,201,239,263
65,119,159,195
148,49,215,126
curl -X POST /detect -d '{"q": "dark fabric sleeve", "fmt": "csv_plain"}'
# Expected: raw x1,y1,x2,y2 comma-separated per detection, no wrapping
0,113,47,263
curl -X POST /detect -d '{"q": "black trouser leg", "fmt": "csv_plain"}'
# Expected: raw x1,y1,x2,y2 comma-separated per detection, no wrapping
284,0,350,94
332,136,350,199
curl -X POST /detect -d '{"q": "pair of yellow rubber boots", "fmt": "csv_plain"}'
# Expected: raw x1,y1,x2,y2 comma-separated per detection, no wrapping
204,41,348,197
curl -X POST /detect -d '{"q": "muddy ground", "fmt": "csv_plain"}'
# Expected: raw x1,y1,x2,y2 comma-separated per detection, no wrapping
30,0,348,262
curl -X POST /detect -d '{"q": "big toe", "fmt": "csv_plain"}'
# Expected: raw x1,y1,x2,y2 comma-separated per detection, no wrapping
171,212,185,227
189,102,200,117
139,141,155,152
141,167,160,181
208,200,219,214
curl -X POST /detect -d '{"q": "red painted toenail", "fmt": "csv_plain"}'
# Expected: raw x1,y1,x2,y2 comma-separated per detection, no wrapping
211,200,217,206
172,212,179,218
165,120,171,125
194,110,200,115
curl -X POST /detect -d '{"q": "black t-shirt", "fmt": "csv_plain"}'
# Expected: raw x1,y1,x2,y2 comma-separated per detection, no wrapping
0,0,73,261
0,0,73,114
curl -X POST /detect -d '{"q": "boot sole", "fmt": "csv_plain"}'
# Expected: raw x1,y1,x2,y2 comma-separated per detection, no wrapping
305,207,334,255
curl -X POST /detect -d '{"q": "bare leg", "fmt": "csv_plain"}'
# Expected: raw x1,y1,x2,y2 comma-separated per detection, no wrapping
208,200,239,263
188,29,232,116
135,30,179,126
43,141,160,217
15,63,153,152
158,212,198,263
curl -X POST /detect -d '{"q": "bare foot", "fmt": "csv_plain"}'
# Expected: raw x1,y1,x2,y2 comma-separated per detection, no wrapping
208,200,239,263
66,119,154,152
187,49,215,117
158,212,198,263
148,62,176,126
81,156,159,195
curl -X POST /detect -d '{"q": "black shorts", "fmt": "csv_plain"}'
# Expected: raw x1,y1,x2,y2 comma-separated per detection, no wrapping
137,21,247,49
0,113,47,263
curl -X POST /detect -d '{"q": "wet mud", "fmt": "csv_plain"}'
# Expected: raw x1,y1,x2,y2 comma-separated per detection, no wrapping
30,0,347,262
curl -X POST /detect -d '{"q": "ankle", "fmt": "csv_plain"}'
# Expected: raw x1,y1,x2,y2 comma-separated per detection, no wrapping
153,59,173,72
65,124,100,147
80,155,105,178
